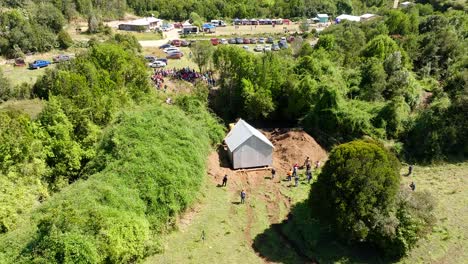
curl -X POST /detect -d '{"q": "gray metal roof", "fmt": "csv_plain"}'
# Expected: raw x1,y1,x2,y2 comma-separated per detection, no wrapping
225,119,274,151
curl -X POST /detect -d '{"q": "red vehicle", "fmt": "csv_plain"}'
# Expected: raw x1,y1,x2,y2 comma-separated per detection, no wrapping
243,38,251,44
287,36,295,43
210,38,219,46
166,51,184,59
171,39,181,47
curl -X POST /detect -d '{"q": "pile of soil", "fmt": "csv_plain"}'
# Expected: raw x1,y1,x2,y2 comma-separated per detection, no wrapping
266,129,328,175
208,128,327,181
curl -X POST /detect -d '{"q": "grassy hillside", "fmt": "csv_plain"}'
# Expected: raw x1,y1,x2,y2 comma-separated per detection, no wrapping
0,101,224,263
144,162,468,264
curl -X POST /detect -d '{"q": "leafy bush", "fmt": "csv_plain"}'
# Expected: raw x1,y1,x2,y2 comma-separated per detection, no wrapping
57,30,73,50
309,140,435,257
310,140,401,242
0,102,222,263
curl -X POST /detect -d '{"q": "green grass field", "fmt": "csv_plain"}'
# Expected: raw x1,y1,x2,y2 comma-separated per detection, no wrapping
144,161,468,264
0,64,54,86
0,99,44,118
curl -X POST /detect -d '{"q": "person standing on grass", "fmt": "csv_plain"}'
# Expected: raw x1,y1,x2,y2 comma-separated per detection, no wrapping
222,174,228,187
304,156,310,167
408,164,414,176
315,160,320,169
307,170,312,183
271,168,276,180
287,169,292,181
410,182,416,191
292,164,298,177
240,190,246,204
294,175,299,187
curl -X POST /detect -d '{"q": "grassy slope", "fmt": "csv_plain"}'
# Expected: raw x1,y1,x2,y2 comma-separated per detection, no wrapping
145,162,468,264
400,163,468,263
145,168,313,264
0,99,44,118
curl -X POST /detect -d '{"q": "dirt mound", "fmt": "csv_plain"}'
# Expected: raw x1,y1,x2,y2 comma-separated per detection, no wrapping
267,129,327,175
207,128,327,182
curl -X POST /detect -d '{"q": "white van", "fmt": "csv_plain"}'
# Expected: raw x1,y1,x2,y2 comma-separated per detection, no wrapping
211,20,226,27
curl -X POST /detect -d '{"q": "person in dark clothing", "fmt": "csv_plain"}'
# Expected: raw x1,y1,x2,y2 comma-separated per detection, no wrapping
222,174,228,187
201,230,206,242
408,165,414,176
271,168,276,180
307,170,312,183
304,156,310,167
240,190,246,204
410,182,416,191
294,176,299,187
292,164,298,177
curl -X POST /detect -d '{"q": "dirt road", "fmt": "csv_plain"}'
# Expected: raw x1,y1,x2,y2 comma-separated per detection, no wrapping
139,29,179,47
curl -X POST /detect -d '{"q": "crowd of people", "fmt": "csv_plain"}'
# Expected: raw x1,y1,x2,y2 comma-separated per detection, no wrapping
151,67,216,90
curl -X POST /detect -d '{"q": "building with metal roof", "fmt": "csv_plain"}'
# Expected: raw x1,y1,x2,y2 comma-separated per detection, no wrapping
224,119,274,169
118,17,162,32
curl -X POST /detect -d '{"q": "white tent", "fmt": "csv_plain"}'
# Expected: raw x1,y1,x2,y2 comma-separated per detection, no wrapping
224,119,274,169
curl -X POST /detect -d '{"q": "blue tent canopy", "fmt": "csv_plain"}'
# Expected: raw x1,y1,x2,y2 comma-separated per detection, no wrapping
203,23,216,29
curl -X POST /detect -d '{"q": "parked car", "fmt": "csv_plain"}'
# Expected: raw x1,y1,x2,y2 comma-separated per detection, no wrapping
181,40,189,47
144,55,157,62
159,44,172,49
258,37,266,44
280,37,287,42
287,36,295,43
264,45,272,52
243,38,251,44
279,40,288,49
29,60,51,69
148,61,167,68
171,39,181,47
166,51,184,59
250,38,257,44
220,38,228,44
211,38,219,45
254,45,264,52
236,37,244,44
156,58,168,65
228,38,237,44
272,44,280,51
242,45,249,50
53,54,71,63
266,37,274,43
164,47,180,53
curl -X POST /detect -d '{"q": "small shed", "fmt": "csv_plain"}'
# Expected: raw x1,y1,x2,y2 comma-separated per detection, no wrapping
316,14,329,23
224,119,274,169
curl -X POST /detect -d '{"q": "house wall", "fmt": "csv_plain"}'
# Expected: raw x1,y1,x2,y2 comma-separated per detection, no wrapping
232,137,273,169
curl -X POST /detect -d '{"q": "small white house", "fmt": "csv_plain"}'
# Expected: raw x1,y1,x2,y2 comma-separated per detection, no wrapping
224,119,274,169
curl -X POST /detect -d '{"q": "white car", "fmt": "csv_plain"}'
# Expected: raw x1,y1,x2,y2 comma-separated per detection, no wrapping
243,45,249,50
149,61,167,68
264,45,272,52
220,38,228,44
163,47,180,53
254,45,263,52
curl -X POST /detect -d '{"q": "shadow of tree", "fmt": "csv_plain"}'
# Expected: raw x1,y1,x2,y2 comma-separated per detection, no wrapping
253,200,396,264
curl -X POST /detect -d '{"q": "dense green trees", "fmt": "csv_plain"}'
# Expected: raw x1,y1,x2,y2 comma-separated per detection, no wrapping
213,3,467,161
0,37,224,262
310,140,435,257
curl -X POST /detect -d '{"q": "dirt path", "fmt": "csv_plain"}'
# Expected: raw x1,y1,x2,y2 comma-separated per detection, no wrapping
139,29,179,47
